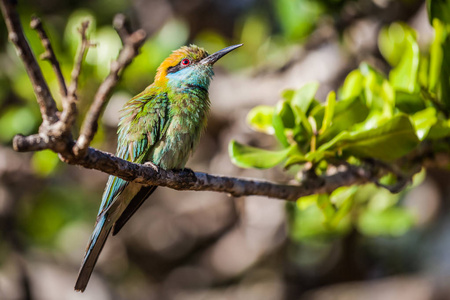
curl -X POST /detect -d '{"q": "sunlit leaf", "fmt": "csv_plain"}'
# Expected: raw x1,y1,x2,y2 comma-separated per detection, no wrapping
281,89,295,102
429,19,445,91
360,63,387,111
329,186,357,228
247,105,275,134
290,81,319,113
317,194,335,222
318,97,369,144
389,31,420,93
228,140,294,169
358,208,414,236
411,107,438,140
292,105,312,137
318,115,420,161
340,70,363,100
296,194,318,210
273,108,289,147
284,153,307,168
320,91,336,134
378,23,411,67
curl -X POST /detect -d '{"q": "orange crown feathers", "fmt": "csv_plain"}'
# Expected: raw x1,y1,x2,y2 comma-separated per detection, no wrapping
155,45,209,83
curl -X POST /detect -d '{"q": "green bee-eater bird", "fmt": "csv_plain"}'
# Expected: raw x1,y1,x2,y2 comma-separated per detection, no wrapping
75,44,242,292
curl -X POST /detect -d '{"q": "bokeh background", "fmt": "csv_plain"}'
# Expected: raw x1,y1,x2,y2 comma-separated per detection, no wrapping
1,0,449,299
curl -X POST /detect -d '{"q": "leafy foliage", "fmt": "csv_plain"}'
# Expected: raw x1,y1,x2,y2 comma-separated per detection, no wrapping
229,11,450,239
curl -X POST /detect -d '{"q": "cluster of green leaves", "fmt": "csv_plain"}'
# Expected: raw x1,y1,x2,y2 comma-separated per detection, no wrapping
229,7,450,239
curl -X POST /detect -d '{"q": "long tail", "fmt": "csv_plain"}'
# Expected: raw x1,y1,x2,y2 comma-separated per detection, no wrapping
75,216,112,292
112,185,157,235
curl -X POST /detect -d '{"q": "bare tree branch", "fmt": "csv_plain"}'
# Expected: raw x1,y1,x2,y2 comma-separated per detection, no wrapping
30,15,68,98
62,146,375,201
0,0,58,124
73,27,146,156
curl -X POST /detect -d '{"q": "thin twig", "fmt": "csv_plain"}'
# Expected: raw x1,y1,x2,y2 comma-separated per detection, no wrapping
113,13,131,44
67,20,91,97
0,0,58,124
73,27,146,156
30,16,68,98
59,20,91,132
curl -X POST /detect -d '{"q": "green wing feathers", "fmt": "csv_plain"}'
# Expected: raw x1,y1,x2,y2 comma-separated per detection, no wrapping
98,89,170,215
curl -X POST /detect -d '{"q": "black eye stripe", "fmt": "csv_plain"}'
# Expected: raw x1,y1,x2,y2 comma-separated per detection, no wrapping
167,58,191,74
167,64,182,74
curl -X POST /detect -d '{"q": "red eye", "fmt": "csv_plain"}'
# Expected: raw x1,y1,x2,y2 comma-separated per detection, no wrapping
181,59,190,66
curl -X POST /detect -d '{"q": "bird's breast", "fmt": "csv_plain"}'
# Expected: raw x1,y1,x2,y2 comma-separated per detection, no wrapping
149,92,210,169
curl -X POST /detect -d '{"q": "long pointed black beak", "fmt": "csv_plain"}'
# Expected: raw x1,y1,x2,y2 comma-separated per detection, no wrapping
200,44,243,65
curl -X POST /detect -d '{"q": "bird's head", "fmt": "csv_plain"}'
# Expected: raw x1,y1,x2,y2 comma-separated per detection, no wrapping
155,44,242,89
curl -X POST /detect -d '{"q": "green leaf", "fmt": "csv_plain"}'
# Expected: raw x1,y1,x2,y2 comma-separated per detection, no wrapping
395,91,425,113
389,32,420,93
317,194,335,222
281,89,295,102
427,119,450,139
329,186,357,228
340,70,363,100
284,153,307,168
378,23,412,67
411,107,438,140
290,82,319,113
292,105,312,137
427,0,450,24
320,91,336,134
317,115,420,161
304,150,327,162
277,100,296,128
440,32,450,110
358,207,414,236
246,105,275,134
429,19,445,91
228,140,294,169
318,97,369,144
273,108,289,147
363,68,385,110
296,194,318,210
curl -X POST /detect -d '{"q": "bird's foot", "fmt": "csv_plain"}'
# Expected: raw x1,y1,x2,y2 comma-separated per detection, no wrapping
144,161,159,172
